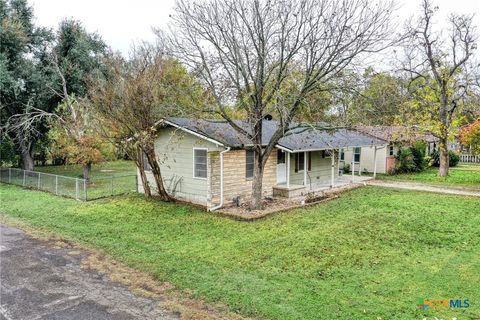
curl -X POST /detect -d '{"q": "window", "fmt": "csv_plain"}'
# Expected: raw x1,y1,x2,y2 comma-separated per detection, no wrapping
389,145,394,156
340,149,345,161
277,150,285,164
295,152,311,172
143,152,151,171
353,147,361,163
193,149,207,178
246,150,255,178
322,150,331,158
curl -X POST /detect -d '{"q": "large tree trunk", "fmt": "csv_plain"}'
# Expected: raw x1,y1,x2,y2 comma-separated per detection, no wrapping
20,143,34,171
250,145,266,210
144,143,171,202
438,139,449,177
250,161,264,210
83,162,92,182
136,146,151,197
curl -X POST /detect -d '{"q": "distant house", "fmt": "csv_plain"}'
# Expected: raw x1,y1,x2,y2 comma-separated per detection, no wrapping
139,118,385,210
341,126,438,174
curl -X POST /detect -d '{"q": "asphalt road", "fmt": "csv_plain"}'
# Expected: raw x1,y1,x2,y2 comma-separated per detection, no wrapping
0,224,179,320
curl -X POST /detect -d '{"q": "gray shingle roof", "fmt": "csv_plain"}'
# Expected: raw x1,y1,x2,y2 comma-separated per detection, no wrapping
163,117,387,152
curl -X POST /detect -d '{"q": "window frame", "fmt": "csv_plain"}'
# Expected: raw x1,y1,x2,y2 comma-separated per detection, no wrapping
193,148,208,180
340,149,345,161
353,147,361,163
295,152,311,172
245,149,255,179
143,152,152,171
389,144,395,156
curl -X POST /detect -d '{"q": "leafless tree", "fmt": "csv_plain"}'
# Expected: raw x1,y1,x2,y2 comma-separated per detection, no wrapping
163,0,397,209
400,0,478,176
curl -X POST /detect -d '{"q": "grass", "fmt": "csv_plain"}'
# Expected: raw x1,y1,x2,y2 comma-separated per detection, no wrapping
376,164,480,190
1,184,479,320
34,160,136,178
25,160,137,200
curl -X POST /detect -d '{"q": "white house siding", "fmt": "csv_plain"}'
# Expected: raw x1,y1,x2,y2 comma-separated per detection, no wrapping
288,150,339,186
342,145,390,174
138,127,223,206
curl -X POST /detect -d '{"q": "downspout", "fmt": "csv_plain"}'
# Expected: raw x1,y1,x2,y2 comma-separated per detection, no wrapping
208,147,231,212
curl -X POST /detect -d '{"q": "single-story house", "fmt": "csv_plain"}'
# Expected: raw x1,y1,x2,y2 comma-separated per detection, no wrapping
341,126,439,174
139,118,385,210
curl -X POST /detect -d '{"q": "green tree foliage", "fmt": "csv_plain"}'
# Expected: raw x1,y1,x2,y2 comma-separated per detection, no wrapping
349,70,406,125
0,0,55,170
54,19,107,98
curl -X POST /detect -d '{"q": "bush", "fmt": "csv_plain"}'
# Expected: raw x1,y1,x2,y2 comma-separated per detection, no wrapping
343,163,351,174
395,142,427,173
395,148,417,173
431,150,460,167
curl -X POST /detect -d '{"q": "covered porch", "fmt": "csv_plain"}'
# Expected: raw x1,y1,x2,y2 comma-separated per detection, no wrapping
271,127,386,198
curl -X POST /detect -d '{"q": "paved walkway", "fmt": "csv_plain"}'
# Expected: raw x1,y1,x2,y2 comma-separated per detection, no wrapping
367,180,480,197
0,224,179,320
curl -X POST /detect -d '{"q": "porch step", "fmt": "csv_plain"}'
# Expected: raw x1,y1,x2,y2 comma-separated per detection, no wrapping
273,185,307,198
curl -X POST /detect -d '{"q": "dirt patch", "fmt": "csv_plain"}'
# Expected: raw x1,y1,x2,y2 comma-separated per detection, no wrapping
215,183,365,221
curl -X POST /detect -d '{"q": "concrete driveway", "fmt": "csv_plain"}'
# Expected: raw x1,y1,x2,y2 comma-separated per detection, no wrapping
0,224,179,320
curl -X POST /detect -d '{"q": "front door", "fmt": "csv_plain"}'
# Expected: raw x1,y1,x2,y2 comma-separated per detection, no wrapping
277,150,286,184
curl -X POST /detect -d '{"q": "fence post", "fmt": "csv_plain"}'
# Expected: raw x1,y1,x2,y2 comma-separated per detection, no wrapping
38,172,41,189
75,178,79,200
84,179,87,201
8,168,11,183
23,170,26,186
55,175,58,195
111,176,114,196
135,175,138,193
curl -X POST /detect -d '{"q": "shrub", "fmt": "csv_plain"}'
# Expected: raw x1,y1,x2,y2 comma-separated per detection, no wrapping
394,142,428,173
395,148,417,173
431,150,460,167
410,141,427,171
343,163,351,173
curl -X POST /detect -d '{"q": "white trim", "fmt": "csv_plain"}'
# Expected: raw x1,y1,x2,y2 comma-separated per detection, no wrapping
193,147,208,180
162,119,225,147
276,144,385,153
208,147,231,212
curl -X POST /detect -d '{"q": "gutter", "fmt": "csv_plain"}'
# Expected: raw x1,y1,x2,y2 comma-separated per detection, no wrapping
208,147,231,212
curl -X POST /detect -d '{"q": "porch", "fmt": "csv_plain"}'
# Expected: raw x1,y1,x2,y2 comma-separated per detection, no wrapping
273,174,373,198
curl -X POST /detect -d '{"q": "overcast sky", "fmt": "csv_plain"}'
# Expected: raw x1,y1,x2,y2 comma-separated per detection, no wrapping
29,0,480,57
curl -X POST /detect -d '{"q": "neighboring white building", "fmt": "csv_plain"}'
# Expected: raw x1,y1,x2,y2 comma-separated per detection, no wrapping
341,126,438,174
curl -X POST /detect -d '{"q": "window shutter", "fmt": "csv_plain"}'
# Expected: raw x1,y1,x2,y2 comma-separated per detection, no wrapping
294,154,298,172
308,152,312,171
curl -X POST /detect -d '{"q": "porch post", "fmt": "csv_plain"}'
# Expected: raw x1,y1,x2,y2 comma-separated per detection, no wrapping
303,151,307,187
330,149,335,188
351,158,355,183
286,152,290,188
373,146,378,178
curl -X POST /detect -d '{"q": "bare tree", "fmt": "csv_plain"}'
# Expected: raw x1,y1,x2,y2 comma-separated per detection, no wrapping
400,0,478,176
91,45,204,201
164,0,397,209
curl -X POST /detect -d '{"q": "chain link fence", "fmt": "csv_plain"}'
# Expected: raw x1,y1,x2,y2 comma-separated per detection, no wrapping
0,168,137,201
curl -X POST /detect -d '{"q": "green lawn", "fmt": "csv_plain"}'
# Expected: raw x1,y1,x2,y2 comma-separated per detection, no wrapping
1,185,479,320
377,164,480,190
35,160,136,178
33,160,137,200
